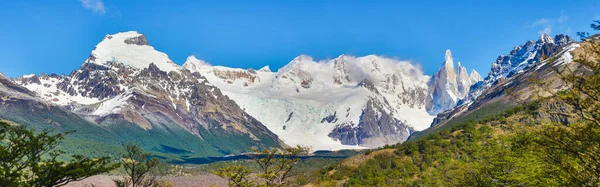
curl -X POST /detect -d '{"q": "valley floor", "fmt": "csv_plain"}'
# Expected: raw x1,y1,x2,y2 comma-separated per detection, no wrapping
63,175,228,187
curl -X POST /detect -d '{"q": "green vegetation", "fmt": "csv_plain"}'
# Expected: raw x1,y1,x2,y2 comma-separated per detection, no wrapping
0,120,118,186
214,146,310,187
413,100,516,140
114,143,172,187
314,102,555,186
0,101,278,162
308,21,600,186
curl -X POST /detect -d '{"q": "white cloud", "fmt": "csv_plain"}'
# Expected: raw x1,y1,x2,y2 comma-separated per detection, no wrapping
540,26,552,35
557,13,569,24
79,0,106,15
528,12,569,35
530,18,549,27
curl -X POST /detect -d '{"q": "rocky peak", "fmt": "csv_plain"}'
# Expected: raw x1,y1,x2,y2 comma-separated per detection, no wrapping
278,55,313,75
469,69,483,83
444,50,454,71
426,50,478,115
492,34,573,81
258,66,271,72
333,54,351,85
455,61,470,98
123,34,150,46
86,31,180,73
465,34,576,105
182,56,210,70
426,50,459,114
554,34,574,46
443,50,457,87
538,33,555,44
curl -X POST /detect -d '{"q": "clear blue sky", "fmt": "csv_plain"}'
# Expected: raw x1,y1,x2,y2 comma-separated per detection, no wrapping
1,0,599,78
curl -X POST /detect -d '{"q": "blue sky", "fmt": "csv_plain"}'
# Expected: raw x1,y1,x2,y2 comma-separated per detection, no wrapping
1,0,599,78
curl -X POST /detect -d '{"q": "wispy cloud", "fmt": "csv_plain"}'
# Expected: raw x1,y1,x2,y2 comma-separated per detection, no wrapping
79,0,106,15
530,18,549,27
528,11,569,35
557,13,569,24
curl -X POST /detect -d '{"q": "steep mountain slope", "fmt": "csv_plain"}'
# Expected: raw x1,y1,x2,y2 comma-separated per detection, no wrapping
184,52,478,149
9,31,281,159
413,34,578,139
465,34,574,102
0,72,219,161
310,34,597,187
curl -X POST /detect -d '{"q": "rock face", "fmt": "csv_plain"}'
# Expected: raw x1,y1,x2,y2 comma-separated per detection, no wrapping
424,34,573,119
467,34,574,101
420,34,580,136
328,99,411,147
13,31,282,155
469,69,483,84
456,62,471,98
425,50,480,115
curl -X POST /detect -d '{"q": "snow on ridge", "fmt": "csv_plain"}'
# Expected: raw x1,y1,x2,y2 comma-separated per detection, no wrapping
185,53,435,149
470,69,482,83
91,92,133,116
183,55,211,69
274,54,427,88
258,66,271,72
16,76,101,106
88,31,180,72
552,43,580,67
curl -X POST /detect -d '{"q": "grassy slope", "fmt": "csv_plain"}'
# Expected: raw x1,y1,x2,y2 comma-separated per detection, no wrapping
411,100,514,141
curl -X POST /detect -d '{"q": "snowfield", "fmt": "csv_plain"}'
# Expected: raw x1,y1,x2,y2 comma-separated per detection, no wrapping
184,54,437,150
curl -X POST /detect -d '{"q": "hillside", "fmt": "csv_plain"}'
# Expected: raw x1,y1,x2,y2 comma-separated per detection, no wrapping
308,34,600,186
313,102,547,186
1,32,283,162
411,34,577,140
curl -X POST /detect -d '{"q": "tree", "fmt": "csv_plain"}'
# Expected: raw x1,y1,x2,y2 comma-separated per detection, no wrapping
113,143,169,187
214,165,254,187
533,20,600,186
214,145,310,187
577,20,600,40
0,120,118,186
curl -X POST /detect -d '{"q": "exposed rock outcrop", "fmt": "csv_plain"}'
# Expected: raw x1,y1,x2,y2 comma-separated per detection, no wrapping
426,50,480,115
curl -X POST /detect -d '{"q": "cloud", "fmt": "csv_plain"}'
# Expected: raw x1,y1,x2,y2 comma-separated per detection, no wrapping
540,27,552,35
530,18,549,27
528,11,569,35
557,13,569,24
79,0,106,14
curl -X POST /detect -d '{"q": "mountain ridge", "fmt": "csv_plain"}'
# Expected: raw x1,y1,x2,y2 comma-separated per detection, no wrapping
8,31,283,159
7,31,569,151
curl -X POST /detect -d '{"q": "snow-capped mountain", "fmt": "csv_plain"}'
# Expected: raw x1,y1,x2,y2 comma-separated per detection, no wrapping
184,51,478,149
13,31,281,155
9,30,484,151
425,50,482,115
466,34,574,102
421,34,580,134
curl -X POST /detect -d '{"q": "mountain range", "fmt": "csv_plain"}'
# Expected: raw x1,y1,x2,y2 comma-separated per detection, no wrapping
0,31,578,157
